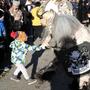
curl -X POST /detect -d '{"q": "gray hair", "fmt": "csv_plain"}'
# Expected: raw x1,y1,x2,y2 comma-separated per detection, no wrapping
51,15,84,46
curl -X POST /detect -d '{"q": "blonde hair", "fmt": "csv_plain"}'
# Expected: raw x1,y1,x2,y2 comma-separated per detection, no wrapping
17,31,27,42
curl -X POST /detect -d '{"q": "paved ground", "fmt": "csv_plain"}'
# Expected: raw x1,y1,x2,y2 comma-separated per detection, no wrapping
0,25,90,90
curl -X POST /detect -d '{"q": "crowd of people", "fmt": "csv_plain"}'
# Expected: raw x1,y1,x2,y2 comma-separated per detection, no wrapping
0,0,90,89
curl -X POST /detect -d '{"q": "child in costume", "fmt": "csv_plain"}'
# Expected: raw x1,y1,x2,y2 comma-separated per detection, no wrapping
9,31,42,85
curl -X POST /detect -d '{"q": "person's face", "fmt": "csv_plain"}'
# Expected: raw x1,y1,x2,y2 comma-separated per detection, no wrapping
12,5,19,13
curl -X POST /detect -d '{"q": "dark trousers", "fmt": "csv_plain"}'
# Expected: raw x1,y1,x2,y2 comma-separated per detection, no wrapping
0,48,5,69
33,25,43,42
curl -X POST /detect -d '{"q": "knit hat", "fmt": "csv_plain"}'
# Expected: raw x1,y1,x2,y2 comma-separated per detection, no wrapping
12,0,20,6
0,9,4,18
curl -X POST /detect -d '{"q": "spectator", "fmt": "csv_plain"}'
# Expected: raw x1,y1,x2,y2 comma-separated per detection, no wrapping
21,0,34,45
3,0,24,70
70,0,78,17
9,0,23,31
31,1,43,42
77,0,89,26
25,0,33,12
0,9,7,70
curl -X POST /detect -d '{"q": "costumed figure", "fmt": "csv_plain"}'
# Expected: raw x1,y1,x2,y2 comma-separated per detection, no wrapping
35,11,90,90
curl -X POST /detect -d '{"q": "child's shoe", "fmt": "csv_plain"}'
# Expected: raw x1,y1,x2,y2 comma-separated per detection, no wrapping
10,75,20,82
27,79,37,85
4,67,10,72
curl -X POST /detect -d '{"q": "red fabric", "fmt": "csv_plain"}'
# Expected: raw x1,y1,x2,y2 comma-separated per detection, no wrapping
10,31,17,39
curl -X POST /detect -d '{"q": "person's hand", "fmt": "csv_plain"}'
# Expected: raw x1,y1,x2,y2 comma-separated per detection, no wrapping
88,13,90,18
35,45,46,51
39,45,46,50
35,46,42,51
14,11,22,21
14,14,21,20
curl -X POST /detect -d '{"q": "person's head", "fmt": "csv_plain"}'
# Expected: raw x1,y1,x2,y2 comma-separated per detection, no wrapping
10,31,28,42
41,10,55,26
12,0,20,12
0,0,4,7
34,1,41,7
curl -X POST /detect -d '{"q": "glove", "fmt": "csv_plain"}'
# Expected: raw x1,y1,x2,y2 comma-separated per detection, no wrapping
35,45,46,51
35,46,42,51
39,45,46,50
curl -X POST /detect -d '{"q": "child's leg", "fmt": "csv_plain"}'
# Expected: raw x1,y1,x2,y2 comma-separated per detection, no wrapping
14,63,30,80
